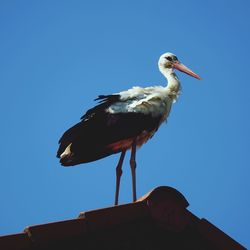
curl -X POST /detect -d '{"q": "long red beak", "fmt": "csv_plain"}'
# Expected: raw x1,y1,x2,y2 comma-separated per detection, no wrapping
173,62,201,80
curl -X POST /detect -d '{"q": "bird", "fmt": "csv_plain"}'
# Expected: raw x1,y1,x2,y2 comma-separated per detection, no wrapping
57,52,201,205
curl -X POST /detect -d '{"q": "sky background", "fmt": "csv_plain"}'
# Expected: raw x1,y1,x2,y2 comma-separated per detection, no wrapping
0,0,249,247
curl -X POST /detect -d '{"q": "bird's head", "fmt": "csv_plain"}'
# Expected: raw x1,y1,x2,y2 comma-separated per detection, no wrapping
158,52,201,80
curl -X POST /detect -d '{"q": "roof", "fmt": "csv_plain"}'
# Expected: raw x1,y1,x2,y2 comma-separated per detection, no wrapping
0,186,246,250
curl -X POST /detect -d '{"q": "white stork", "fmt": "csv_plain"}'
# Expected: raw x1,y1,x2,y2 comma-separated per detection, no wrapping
57,52,201,205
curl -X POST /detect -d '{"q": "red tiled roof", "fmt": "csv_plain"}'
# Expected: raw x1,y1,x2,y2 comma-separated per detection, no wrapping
0,186,246,250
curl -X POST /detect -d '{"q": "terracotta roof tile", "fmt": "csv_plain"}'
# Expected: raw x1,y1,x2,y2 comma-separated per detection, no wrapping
79,200,149,232
197,219,245,250
25,218,87,244
0,232,31,250
0,186,246,250
138,186,189,208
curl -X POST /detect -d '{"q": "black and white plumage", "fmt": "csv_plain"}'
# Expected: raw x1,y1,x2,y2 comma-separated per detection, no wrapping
57,52,201,205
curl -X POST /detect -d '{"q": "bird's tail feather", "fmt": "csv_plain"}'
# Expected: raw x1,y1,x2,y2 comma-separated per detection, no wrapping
60,153,76,166
59,143,117,166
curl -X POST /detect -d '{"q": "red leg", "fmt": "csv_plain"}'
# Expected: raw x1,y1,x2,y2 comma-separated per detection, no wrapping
130,141,137,202
115,150,126,205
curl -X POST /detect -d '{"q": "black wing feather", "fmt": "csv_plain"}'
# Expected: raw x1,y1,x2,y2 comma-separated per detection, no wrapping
81,94,120,120
57,94,161,166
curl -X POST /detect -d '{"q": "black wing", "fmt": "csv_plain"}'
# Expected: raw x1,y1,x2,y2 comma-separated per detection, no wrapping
80,94,121,120
57,94,161,166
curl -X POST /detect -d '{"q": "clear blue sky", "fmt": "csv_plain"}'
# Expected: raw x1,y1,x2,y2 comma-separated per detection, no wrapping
0,0,249,247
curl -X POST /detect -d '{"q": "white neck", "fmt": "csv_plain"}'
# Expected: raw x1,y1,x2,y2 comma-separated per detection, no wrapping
159,66,181,101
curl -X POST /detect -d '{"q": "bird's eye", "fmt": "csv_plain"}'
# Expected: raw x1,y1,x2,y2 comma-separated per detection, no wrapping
165,56,173,61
